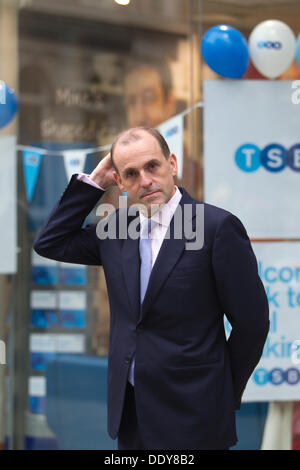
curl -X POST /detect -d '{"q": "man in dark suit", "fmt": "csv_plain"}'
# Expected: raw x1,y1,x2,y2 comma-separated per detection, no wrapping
34,127,269,450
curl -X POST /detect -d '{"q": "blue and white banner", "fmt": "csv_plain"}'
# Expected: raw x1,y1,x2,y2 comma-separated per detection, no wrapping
157,114,183,179
62,149,87,181
204,81,300,401
242,242,300,402
204,80,300,238
22,149,43,203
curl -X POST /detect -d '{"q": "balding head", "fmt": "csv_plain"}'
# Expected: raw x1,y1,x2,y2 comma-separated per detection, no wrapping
110,127,170,174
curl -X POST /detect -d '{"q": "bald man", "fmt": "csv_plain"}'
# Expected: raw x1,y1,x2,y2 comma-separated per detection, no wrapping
34,127,269,450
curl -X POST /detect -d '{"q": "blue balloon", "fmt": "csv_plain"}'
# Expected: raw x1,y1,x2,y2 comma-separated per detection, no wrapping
0,82,18,128
295,33,300,71
201,25,249,78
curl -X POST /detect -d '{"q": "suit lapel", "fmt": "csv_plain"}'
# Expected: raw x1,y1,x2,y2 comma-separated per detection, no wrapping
121,216,141,321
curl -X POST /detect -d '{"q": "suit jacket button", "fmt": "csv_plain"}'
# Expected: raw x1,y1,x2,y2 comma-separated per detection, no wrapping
124,355,131,364
137,324,143,330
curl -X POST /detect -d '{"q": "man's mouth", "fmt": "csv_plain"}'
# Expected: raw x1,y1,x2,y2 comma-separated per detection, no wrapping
142,190,160,199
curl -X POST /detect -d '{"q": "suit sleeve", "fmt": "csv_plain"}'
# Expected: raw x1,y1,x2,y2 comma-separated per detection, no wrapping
33,174,104,266
212,213,269,409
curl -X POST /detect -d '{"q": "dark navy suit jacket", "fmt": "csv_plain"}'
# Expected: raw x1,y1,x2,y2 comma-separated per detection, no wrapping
33,175,269,450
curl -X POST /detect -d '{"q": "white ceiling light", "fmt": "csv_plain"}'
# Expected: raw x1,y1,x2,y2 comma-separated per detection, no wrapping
114,0,130,5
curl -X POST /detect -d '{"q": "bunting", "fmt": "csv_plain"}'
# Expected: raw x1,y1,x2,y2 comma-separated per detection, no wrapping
22,149,43,203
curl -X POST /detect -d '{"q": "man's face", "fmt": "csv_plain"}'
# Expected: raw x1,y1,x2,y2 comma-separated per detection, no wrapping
113,131,177,215
124,66,175,128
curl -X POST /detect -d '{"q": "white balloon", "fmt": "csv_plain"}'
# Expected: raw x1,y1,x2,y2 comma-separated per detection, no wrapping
249,20,296,79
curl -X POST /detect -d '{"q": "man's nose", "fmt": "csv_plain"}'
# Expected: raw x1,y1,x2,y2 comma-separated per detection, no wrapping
140,170,152,187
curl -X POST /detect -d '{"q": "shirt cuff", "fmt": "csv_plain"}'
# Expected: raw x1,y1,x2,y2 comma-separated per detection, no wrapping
77,173,105,191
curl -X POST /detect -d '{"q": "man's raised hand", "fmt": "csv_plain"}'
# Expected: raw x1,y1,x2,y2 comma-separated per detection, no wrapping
89,153,117,190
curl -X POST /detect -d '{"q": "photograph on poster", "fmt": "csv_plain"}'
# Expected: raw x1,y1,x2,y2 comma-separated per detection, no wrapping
32,250,59,285
30,333,85,371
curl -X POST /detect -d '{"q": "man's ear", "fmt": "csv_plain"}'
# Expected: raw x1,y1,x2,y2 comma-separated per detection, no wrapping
169,153,178,177
113,171,126,192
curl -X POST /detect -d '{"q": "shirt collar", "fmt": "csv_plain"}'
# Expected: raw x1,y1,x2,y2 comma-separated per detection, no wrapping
139,186,182,228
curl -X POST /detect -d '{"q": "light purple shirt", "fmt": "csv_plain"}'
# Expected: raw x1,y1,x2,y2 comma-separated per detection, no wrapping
77,173,105,190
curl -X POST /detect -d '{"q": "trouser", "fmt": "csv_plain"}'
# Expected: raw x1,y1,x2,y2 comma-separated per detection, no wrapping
117,382,230,451
118,382,145,450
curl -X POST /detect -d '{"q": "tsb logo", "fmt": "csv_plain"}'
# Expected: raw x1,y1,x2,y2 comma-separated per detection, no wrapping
257,41,282,49
235,143,300,173
254,367,300,386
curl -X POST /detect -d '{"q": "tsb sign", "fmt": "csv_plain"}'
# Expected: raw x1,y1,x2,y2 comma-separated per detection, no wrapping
257,41,282,49
235,143,300,173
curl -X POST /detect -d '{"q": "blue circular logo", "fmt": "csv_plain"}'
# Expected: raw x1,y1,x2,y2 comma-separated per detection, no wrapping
253,368,269,385
261,144,286,172
235,143,261,172
284,368,300,385
269,368,285,385
287,144,300,172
